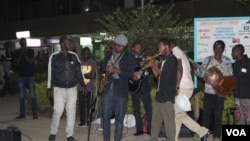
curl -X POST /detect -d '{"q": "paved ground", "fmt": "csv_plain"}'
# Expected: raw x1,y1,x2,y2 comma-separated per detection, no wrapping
0,94,215,141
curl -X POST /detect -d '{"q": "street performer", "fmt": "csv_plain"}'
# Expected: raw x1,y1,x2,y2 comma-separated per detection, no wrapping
192,40,233,141
100,34,135,141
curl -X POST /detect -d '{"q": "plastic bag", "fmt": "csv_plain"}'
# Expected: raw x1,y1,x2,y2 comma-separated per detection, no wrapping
123,114,135,128
175,93,191,112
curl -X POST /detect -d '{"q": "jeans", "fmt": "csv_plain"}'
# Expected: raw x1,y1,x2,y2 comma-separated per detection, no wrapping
102,89,127,141
202,93,224,138
50,86,77,137
18,76,37,114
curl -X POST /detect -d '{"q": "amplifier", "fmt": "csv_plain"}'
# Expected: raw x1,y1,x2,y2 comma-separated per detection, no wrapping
0,126,21,141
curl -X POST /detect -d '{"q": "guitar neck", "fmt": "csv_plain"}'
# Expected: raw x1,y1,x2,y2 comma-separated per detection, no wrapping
188,58,211,76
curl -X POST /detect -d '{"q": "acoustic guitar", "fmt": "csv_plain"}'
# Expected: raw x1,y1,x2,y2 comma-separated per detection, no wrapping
129,53,162,94
128,66,146,94
188,58,235,97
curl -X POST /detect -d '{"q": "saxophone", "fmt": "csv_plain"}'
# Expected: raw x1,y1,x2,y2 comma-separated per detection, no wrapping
97,54,114,95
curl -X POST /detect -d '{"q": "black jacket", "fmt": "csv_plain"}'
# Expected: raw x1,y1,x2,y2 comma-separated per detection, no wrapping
47,51,85,89
233,55,250,98
101,50,136,98
156,53,178,103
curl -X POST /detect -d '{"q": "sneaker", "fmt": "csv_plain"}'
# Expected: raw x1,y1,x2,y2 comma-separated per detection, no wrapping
48,134,56,141
16,114,26,119
33,113,38,119
67,136,76,141
97,126,103,131
76,123,86,128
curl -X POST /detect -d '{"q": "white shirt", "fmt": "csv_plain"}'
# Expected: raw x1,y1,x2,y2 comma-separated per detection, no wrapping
172,46,194,89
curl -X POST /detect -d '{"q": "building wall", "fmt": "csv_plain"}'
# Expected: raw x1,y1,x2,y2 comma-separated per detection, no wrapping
0,0,249,41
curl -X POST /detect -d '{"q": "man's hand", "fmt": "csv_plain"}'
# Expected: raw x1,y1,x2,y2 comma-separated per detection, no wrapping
47,88,54,105
106,65,120,74
84,73,91,79
82,86,88,96
145,58,155,68
47,88,53,99
204,74,211,84
176,89,179,96
192,63,198,70
133,72,141,80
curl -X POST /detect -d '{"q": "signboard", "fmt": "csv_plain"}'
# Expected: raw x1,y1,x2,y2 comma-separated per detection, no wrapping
194,17,250,62
193,17,250,88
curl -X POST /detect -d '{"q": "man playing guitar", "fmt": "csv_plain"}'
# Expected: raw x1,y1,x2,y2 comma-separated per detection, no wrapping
130,41,152,136
192,40,234,141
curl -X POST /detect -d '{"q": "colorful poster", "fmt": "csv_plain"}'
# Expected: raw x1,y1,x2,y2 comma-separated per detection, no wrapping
194,17,250,62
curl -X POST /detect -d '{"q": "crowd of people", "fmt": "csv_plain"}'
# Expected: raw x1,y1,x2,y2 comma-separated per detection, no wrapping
2,35,249,141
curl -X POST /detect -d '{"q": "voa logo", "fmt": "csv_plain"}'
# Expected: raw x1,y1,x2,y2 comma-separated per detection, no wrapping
226,129,246,136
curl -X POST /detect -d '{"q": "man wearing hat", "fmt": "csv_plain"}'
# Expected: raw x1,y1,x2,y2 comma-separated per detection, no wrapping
47,36,87,141
101,34,136,141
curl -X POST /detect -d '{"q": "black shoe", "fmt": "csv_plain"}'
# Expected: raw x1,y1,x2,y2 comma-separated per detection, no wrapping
133,131,143,136
16,114,25,119
67,136,76,141
76,123,86,128
33,113,38,119
87,121,91,126
146,131,151,136
48,134,56,141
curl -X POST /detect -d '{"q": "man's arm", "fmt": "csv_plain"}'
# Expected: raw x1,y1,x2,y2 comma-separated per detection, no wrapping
146,59,161,77
176,59,183,88
16,49,35,66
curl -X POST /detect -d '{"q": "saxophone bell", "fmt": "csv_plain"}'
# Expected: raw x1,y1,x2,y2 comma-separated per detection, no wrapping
97,73,108,95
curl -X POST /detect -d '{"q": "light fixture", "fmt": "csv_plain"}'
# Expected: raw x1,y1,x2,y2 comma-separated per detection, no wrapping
16,31,30,39
26,38,41,47
82,0,90,13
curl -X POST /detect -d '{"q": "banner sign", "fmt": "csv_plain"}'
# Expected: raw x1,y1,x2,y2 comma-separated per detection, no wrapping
194,17,250,62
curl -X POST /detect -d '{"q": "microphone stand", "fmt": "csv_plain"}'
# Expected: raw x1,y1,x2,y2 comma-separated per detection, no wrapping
87,91,97,141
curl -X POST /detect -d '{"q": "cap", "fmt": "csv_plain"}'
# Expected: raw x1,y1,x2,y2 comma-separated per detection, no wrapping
114,34,128,46
59,36,71,44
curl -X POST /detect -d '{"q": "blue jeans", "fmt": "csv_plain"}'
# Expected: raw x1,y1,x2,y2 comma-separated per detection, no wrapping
102,89,127,141
18,76,37,114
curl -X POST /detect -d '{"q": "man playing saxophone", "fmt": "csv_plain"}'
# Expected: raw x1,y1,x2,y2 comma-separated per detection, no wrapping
100,34,136,141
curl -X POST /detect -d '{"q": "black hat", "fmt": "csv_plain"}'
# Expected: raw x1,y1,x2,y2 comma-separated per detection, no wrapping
59,36,71,44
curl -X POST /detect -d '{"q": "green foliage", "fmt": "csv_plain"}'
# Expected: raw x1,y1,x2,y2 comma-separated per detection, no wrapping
96,3,193,54
35,81,53,113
